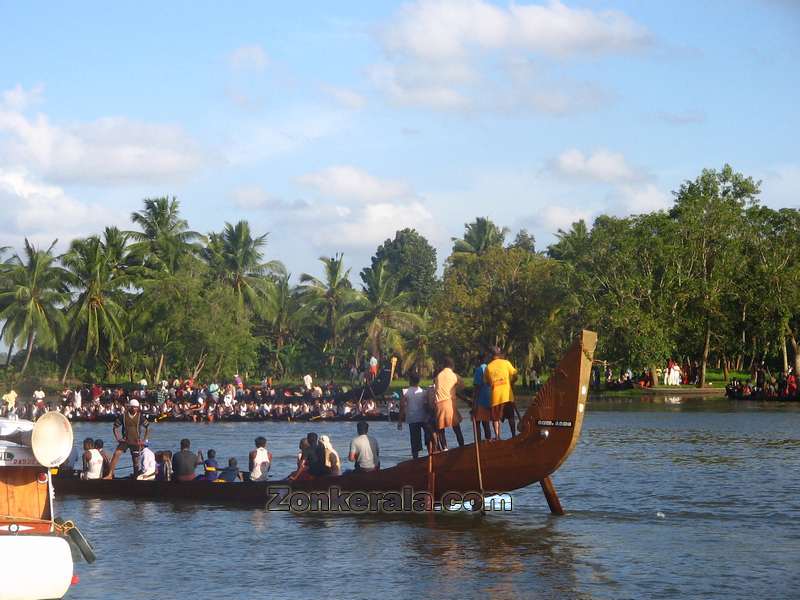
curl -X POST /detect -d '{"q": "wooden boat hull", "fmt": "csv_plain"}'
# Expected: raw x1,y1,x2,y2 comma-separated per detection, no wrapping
56,331,597,507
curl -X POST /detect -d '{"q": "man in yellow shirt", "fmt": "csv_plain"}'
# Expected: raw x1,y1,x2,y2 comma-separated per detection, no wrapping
484,346,518,439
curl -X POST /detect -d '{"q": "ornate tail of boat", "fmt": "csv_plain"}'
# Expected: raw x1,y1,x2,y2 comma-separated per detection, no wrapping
0,411,94,599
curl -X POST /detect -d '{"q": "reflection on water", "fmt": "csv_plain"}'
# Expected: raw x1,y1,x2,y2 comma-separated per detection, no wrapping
61,399,800,600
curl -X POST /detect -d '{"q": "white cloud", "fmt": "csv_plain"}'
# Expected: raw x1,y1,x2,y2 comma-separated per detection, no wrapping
550,148,646,184
229,185,309,211
1,83,44,112
535,204,592,232
368,62,473,110
296,165,412,202
229,44,269,71
0,85,208,185
383,0,649,60
0,169,123,250
616,183,671,213
314,201,439,250
322,85,367,110
373,0,648,114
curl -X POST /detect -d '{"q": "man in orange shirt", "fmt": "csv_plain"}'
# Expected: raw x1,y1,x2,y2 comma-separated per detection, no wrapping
484,346,518,440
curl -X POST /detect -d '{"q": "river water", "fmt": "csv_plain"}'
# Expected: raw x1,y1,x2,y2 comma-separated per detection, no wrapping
60,397,800,599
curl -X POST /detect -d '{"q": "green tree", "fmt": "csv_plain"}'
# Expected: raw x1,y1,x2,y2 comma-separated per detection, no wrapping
671,165,759,386
0,240,68,377
510,229,536,253
60,235,129,382
432,246,564,372
367,228,438,307
402,309,434,376
451,217,509,258
127,197,202,274
298,254,355,364
343,261,423,358
129,267,256,383
202,220,284,313
260,272,304,376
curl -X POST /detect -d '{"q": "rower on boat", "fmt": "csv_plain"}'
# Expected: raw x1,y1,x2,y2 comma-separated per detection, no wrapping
349,421,380,472
320,435,341,475
202,449,219,479
94,439,111,477
136,442,156,480
217,457,243,482
249,436,271,481
105,399,149,478
81,437,103,480
172,438,203,481
303,432,327,476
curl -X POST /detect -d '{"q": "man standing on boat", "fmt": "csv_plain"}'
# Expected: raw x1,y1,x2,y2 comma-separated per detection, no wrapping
398,372,431,459
432,357,465,450
484,346,518,440
105,399,149,478
472,353,493,442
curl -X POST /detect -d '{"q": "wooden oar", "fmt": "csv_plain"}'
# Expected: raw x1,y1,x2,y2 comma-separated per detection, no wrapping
426,450,435,512
471,415,486,516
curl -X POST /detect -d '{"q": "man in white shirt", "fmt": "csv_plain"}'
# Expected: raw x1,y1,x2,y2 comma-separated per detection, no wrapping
303,373,313,391
398,373,430,459
137,443,156,480
348,420,380,472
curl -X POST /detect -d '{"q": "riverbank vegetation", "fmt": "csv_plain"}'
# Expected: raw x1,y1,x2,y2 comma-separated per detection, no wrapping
1,164,798,390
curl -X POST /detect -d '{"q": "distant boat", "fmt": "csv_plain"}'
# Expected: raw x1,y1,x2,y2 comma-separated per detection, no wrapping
0,412,95,600
56,330,597,515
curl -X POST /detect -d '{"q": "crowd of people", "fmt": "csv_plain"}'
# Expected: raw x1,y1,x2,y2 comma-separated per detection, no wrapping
725,365,799,400
591,359,703,390
0,374,391,423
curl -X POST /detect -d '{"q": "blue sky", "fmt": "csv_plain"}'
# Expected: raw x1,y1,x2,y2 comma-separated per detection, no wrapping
1,0,798,278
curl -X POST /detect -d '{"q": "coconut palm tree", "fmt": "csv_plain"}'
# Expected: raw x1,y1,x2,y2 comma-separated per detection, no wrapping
451,217,509,257
60,235,129,382
0,246,15,366
547,219,591,261
402,308,434,376
202,220,284,313
127,196,203,273
341,261,424,358
298,254,355,362
260,272,304,376
0,240,68,377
